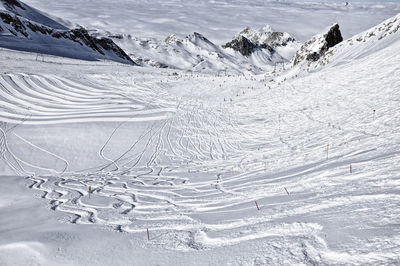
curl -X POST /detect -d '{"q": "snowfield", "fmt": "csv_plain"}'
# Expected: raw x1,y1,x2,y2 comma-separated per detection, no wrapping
1,1,400,266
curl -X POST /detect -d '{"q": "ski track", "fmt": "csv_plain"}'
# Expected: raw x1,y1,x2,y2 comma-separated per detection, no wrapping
0,73,174,124
1,49,399,264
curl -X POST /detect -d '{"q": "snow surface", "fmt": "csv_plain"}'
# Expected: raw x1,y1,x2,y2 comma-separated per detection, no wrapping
1,1,400,266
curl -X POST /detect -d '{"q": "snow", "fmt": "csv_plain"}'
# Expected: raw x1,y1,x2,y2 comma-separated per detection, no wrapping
1,1,400,265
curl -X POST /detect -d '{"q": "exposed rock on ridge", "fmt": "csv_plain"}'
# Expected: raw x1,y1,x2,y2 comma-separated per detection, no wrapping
222,35,258,56
291,23,343,66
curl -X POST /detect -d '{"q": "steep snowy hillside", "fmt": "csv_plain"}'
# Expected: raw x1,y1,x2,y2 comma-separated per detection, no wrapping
0,0,134,64
290,13,400,73
0,0,67,29
310,13,400,70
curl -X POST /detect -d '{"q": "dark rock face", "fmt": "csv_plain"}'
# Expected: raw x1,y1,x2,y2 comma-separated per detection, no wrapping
0,12,27,37
97,36,134,62
259,43,275,53
222,34,276,57
306,52,320,61
2,0,25,10
222,36,257,56
318,23,343,55
191,32,209,42
26,20,53,35
325,24,343,49
52,27,134,63
1,11,56,37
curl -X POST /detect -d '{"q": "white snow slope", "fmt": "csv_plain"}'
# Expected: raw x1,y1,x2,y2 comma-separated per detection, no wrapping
0,4,400,266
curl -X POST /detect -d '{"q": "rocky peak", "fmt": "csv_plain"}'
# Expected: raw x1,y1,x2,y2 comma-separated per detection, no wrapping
222,35,258,56
237,25,298,48
291,23,343,66
226,25,300,60
185,32,213,45
324,24,343,50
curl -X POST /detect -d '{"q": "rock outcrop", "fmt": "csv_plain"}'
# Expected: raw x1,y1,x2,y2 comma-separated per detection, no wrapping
291,23,343,66
238,26,299,49
222,35,258,56
224,25,300,60
296,14,400,70
2,0,25,10
325,24,343,49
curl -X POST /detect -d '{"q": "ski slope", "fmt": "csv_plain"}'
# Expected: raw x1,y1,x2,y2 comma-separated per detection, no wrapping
1,5,400,266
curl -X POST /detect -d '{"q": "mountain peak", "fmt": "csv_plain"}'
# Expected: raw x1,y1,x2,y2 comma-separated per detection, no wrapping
291,23,343,66
222,35,258,56
232,25,300,60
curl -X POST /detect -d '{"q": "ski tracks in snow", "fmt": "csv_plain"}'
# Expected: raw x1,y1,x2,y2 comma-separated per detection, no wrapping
2,68,399,264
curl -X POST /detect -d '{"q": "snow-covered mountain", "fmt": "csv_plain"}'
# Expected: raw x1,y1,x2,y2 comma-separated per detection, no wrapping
0,0,294,73
229,25,301,60
3,0,396,74
0,0,134,64
114,31,286,73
